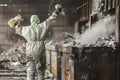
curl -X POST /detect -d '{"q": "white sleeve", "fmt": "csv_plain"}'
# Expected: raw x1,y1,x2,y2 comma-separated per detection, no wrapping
36,12,57,39
38,12,57,31
46,12,57,27
37,11,58,30
15,25,23,36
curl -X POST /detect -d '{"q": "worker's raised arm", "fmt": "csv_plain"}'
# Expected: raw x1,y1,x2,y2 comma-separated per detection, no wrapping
46,4,64,26
8,15,23,35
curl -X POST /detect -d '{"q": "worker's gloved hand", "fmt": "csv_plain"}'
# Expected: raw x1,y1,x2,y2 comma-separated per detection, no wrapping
55,4,62,9
55,4,62,15
8,15,23,28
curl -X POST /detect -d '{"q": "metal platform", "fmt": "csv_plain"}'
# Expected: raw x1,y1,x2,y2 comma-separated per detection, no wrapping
0,70,26,77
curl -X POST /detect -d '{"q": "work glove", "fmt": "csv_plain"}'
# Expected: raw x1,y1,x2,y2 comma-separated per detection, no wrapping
8,15,23,28
54,4,65,16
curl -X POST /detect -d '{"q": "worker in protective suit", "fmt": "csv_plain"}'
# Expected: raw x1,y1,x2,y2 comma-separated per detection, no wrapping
8,4,63,80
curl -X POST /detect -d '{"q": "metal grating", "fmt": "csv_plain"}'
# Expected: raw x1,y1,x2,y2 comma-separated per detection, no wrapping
77,0,90,22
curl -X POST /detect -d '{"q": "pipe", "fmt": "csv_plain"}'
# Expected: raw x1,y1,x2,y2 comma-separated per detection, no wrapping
115,1,120,80
76,2,89,10
115,0,119,44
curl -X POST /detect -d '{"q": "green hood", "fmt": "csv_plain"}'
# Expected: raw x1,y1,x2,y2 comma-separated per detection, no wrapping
30,15,40,26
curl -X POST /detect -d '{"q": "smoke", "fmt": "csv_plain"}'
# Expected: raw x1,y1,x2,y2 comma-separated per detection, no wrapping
77,15,115,45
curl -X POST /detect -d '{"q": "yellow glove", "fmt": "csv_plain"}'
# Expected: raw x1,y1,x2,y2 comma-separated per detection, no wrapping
8,15,22,28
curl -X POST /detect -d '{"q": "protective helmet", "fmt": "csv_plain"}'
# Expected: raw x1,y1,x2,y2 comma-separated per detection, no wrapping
30,15,40,26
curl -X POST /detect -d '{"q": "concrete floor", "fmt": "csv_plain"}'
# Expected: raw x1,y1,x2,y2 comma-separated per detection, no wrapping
0,77,25,80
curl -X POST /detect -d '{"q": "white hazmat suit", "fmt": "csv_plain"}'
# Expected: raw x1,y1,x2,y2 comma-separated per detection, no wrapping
8,4,62,80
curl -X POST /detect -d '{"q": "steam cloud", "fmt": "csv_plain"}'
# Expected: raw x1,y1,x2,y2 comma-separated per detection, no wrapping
77,15,115,45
